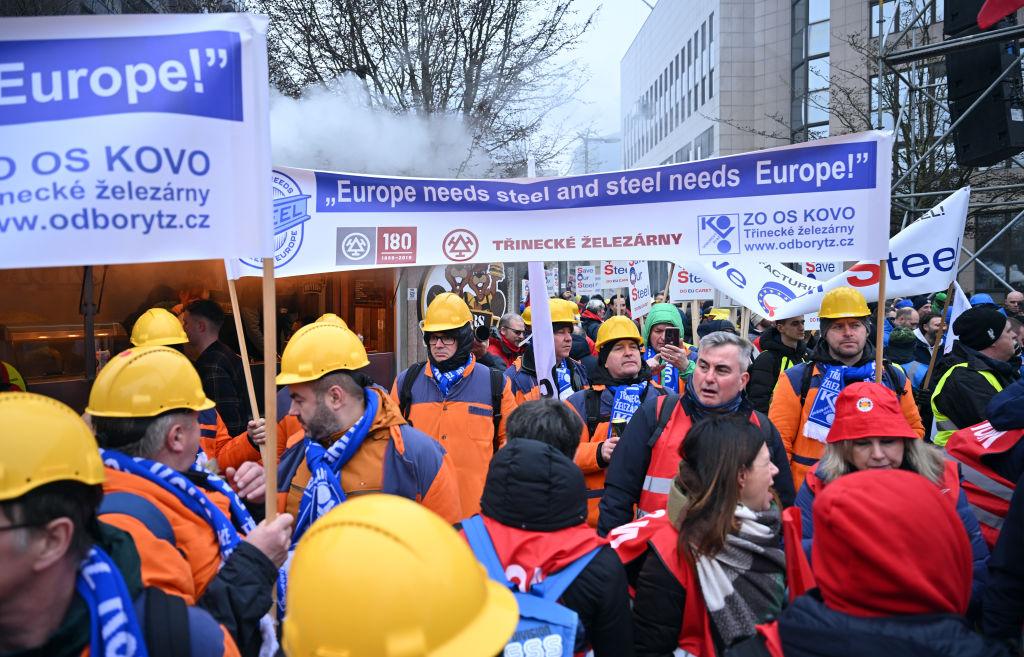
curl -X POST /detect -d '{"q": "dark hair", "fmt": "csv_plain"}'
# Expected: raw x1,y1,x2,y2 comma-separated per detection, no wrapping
185,299,226,330
676,414,767,559
505,399,583,458
312,370,367,401
0,481,103,560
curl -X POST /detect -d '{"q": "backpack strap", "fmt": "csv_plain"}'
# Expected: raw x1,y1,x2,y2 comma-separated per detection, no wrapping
143,586,192,657
398,361,427,425
883,361,906,398
490,367,504,453
569,359,588,393
99,492,176,548
647,393,680,448
461,515,510,585
798,363,816,408
584,389,603,437
531,547,602,602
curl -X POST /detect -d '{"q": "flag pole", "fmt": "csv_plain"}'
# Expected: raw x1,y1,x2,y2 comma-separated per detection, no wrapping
874,261,888,383
262,257,278,521
922,283,956,390
663,264,675,300
690,300,700,345
224,265,260,424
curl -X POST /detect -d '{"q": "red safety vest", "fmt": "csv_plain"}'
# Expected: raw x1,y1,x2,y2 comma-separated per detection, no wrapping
637,398,761,516
946,421,1023,548
609,510,715,657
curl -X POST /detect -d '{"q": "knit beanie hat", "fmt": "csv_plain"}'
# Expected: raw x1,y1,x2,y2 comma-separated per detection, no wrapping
885,327,916,362
953,306,1008,351
812,469,971,618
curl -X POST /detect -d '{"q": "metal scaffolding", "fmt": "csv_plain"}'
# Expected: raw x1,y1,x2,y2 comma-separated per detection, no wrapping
875,0,1024,293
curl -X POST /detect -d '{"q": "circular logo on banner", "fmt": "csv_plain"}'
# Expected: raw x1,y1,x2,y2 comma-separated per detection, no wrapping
756,282,797,318
341,232,372,261
443,229,479,262
240,170,310,270
856,398,874,413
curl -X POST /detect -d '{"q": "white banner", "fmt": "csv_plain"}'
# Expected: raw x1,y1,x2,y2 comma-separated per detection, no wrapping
230,131,893,277
670,266,714,301
527,262,556,399
574,265,599,295
692,188,969,320
946,282,971,355
600,260,631,289
627,261,653,318
1,14,273,269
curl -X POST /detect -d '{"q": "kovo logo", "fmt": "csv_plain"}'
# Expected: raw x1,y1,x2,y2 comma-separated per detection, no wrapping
240,170,311,270
698,214,740,255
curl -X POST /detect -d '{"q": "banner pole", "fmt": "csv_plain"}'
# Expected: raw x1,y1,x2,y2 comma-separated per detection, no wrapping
874,260,888,383
663,264,675,300
740,307,751,341
261,258,278,521
922,283,956,390
690,300,700,345
224,267,260,422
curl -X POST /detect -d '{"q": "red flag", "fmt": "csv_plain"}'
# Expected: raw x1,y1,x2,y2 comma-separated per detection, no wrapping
978,0,1024,29
782,506,816,601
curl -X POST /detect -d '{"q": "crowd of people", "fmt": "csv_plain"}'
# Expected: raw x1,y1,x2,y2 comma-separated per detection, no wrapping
3,280,1024,657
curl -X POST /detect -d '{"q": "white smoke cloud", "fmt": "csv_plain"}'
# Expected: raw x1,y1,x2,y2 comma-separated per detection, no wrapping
269,75,491,178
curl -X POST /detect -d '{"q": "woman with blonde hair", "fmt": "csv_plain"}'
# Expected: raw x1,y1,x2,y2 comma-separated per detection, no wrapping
794,381,989,613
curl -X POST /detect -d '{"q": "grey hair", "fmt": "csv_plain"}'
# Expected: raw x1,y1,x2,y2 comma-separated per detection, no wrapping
118,412,188,459
817,438,944,486
586,299,605,312
698,331,753,371
895,307,917,321
498,313,524,329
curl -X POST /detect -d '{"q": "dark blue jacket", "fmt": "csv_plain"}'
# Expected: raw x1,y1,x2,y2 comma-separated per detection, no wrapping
794,466,990,616
725,591,1012,657
987,377,1024,431
982,470,1024,642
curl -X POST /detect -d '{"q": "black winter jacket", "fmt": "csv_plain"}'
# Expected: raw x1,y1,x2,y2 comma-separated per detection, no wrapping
480,439,635,657
727,591,1012,657
747,328,809,414
596,392,796,536
982,471,1024,644
933,342,1021,432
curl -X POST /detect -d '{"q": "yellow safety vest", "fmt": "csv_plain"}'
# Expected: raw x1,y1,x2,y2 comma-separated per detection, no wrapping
931,362,1003,447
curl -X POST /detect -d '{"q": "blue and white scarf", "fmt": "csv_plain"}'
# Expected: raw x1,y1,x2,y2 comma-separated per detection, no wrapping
433,358,471,398
277,389,378,617
645,346,679,393
77,545,148,657
101,449,255,562
803,362,876,443
607,382,647,437
554,359,574,399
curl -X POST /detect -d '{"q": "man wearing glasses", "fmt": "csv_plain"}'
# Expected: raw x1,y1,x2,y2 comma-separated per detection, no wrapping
487,312,527,368
393,293,518,517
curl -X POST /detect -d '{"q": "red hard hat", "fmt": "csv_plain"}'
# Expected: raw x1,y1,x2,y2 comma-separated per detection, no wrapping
826,381,918,443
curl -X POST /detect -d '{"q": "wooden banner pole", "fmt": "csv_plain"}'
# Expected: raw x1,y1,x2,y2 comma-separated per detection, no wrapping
261,258,278,521
874,260,888,384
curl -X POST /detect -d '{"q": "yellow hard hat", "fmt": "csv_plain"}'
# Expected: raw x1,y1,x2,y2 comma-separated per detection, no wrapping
421,293,472,333
277,322,370,386
523,299,578,327
595,315,644,352
281,495,518,657
316,313,349,329
86,346,215,418
0,392,104,500
707,308,731,321
131,307,187,347
819,286,870,319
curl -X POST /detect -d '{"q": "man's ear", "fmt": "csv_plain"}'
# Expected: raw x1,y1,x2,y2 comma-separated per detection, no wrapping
31,517,75,573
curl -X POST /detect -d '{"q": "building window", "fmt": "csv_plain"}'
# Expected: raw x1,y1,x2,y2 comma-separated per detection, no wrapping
709,69,714,99
792,0,830,141
974,212,1024,292
693,126,714,160
709,11,714,43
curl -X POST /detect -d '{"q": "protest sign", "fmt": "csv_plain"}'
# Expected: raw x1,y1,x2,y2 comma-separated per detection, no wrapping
545,266,560,296
627,261,653,318
691,188,969,320
600,261,631,289
0,14,273,268
574,265,599,295
670,266,713,301
229,131,893,277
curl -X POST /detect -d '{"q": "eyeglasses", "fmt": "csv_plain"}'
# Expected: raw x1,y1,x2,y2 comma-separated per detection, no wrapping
0,522,39,532
503,327,525,336
427,334,457,346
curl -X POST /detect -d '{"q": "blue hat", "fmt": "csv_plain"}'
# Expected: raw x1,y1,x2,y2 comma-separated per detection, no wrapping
970,293,996,306
894,299,914,309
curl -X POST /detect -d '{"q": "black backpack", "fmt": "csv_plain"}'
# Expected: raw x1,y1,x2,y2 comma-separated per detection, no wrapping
398,361,505,453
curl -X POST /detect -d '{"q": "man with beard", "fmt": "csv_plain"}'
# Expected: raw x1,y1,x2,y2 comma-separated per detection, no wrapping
597,331,795,535
566,317,666,527
506,299,589,404
392,292,517,516
769,287,923,490
747,317,810,413
276,320,461,528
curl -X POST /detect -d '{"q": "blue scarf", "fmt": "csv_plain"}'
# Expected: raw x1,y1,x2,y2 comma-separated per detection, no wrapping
684,378,745,419
101,450,255,562
277,390,378,617
607,382,647,437
804,362,876,442
77,546,148,657
554,359,574,399
433,358,470,398
645,346,679,393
